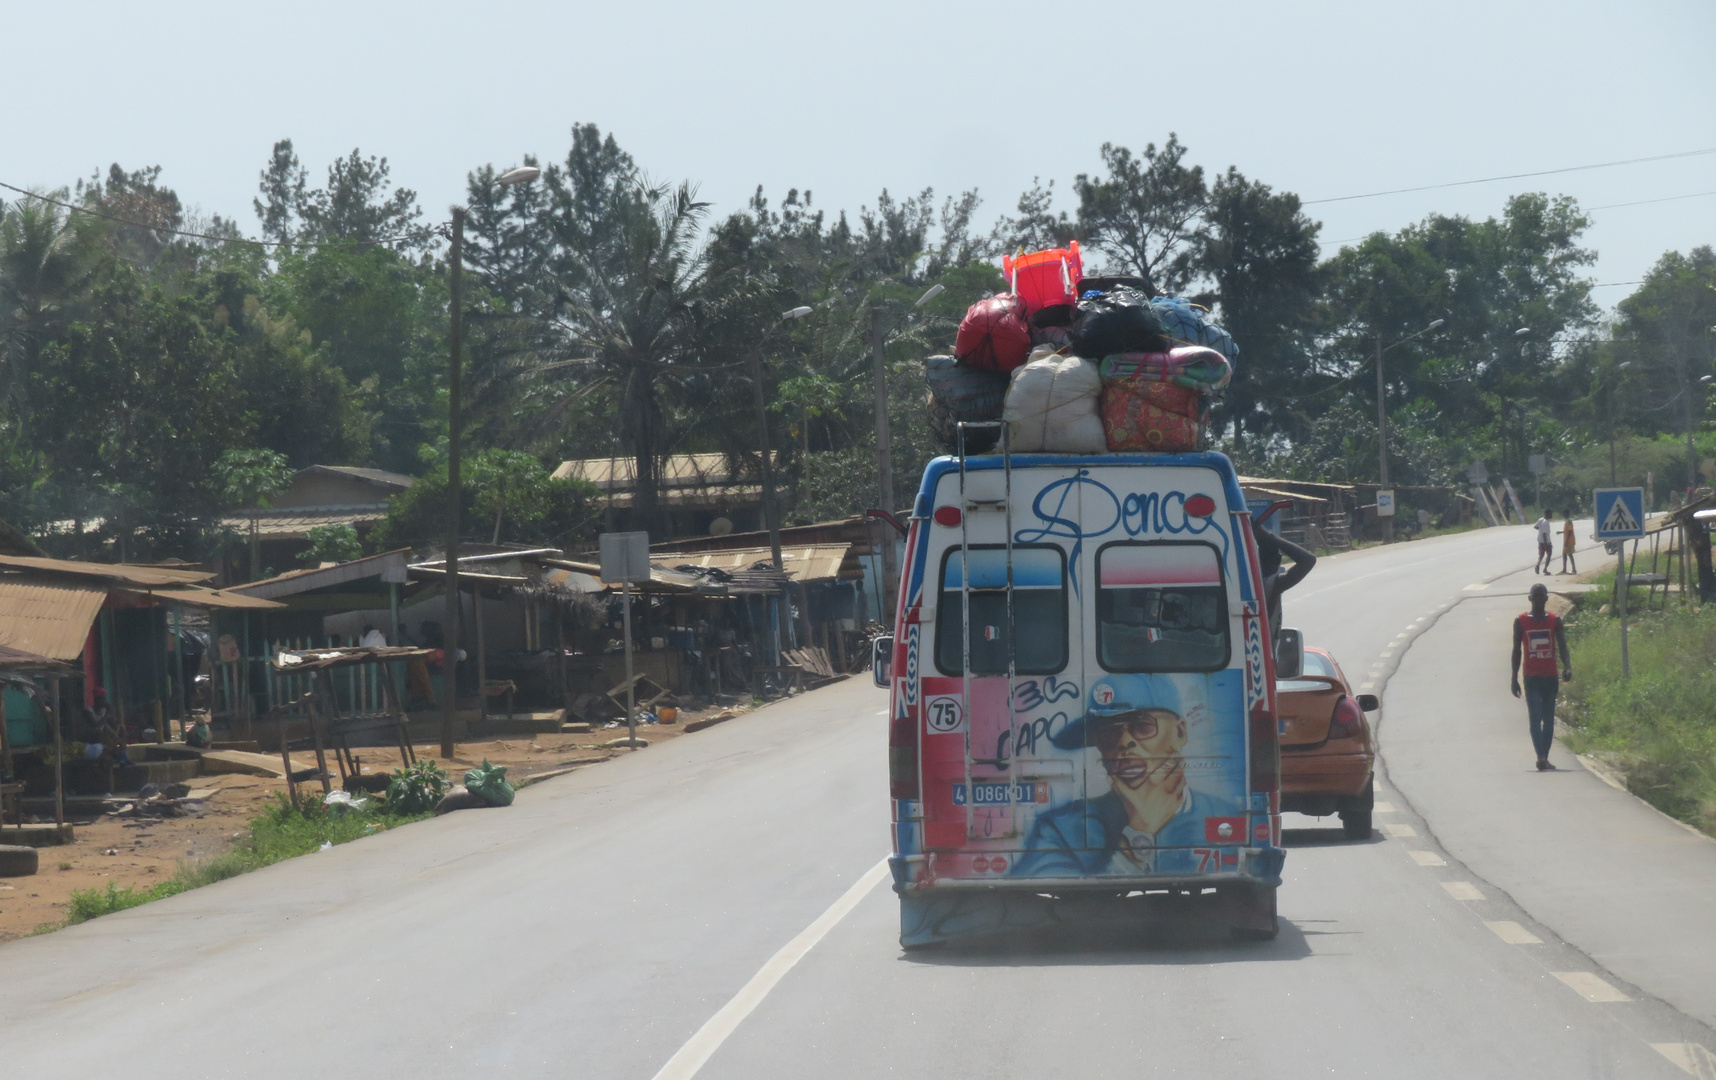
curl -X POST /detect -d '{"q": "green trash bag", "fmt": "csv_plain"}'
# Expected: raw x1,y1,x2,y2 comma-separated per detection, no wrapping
464,759,515,807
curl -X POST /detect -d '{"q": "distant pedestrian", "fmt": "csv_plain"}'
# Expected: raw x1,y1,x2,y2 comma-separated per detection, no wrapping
1511,583,1573,771
1560,512,1577,575
1533,513,1553,574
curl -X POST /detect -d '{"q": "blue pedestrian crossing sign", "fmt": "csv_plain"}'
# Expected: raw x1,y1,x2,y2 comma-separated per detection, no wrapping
1593,487,1645,539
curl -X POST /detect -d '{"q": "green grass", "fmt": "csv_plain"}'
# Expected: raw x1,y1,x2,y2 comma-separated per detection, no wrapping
53,792,430,929
1561,598,1716,835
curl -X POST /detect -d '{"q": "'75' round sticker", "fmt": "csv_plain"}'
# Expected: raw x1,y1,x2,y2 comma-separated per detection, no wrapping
924,695,965,733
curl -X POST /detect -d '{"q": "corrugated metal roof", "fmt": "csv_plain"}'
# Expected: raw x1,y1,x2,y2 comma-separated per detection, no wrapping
151,586,287,610
0,580,107,661
302,465,415,489
664,544,858,583
0,554,212,587
229,549,412,599
552,453,775,491
219,508,389,538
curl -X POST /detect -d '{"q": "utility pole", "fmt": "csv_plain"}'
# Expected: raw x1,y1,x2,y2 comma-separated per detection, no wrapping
872,306,899,619
1375,336,1393,543
441,208,464,760
749,341,783,665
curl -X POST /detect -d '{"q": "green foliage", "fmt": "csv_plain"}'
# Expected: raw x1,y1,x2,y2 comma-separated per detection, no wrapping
298,522,363,564
66,879,189,923
2,131,1709,562
373,445,596,549
59,795,428,927
385,758,451,814
213,447,292,508
1561,602,1716,834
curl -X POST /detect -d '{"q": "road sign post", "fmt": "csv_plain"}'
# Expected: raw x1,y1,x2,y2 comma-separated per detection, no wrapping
1593,488,1645,678
601,531,651,746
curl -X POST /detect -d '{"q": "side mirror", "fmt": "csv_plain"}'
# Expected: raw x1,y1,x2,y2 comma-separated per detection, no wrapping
871,635,894,688
1274,627,1304,680
1356,693,1380,712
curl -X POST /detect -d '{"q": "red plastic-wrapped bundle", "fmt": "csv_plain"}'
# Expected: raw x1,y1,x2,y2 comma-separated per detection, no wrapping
955,294,1032,372
1100,376,1203,452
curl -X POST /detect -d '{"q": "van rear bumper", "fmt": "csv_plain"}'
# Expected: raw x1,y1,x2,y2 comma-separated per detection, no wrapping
889,848,1285,894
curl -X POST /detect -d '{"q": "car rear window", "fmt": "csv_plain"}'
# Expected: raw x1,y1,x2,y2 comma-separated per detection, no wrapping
1095,542,1230,673
1277,650,1339,693
935,545,1067,676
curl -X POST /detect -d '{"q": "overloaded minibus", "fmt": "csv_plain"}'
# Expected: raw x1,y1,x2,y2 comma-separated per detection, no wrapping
872,446,1291,948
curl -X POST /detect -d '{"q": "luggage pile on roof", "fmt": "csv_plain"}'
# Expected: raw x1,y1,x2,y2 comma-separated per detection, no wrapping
924,242,1237,455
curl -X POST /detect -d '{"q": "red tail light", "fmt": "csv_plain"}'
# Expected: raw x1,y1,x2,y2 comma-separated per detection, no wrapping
1329,697,1364,740
1249,702,1279,793
889,713,919,799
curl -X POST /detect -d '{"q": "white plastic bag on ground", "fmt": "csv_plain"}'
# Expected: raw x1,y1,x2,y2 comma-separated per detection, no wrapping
1003,348,1106,453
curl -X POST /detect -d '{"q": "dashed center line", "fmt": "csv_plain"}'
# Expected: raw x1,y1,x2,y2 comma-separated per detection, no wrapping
1382,823,1417,839
1372,801,1397,813
1485,920,1543,945
1553,971,1631,1003
1407,850,1446,866
1441,881,1484,901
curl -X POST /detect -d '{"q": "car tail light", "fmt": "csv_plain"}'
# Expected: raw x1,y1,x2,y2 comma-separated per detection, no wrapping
1329,697,1364,740
1248,702,1279,794
889,712,919,799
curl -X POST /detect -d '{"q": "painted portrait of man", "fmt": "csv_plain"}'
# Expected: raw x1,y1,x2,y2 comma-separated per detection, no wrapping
1011,675,1228,877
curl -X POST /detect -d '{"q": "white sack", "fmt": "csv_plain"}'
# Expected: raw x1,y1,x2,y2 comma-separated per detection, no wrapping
1003,348,1106,453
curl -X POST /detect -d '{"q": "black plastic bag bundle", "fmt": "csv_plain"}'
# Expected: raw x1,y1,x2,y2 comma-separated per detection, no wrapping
1070,286,1168,358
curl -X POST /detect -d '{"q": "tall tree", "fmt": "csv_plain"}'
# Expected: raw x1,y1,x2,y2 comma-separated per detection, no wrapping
1074,136,1208,293
1198,168,1323,453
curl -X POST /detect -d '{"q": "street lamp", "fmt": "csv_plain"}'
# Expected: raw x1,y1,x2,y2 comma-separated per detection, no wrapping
1375,318,1444,541
441,164,541,759
751,304,814,666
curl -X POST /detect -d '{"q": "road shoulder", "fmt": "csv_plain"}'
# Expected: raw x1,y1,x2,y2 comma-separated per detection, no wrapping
1381,586,1716,1029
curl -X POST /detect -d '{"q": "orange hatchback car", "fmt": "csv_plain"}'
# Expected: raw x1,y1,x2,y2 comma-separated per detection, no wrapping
1277,646,1378,839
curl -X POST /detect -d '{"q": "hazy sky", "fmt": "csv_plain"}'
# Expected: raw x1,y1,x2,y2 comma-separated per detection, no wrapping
5,0,1713,305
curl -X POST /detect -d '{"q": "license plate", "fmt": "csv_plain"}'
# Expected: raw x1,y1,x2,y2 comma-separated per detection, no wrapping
951,781,1049,806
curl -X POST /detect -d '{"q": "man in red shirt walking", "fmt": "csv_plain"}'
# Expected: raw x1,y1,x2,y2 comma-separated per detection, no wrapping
1511,583,1573,771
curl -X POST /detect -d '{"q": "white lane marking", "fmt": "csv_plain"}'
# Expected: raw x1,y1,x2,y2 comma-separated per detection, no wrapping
1652,1042,1716,1078
1485,920,1542,944
1380,651,1394,658
1464,583,1487,591
1360,682,1375,690
874,709,888,716
1407,850,1446,866
650,858,889,1080
1441,881,1484,901
1372,801,1397,813
1383,823,1417,839
1554,971,1631,1003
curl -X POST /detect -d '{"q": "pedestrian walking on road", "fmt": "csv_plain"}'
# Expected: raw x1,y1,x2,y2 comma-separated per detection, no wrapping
1511,583,1573,771
1533,513,1553,574
1560,512,1577,575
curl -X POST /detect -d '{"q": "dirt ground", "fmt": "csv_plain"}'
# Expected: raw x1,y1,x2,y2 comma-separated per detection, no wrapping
0,702,746,942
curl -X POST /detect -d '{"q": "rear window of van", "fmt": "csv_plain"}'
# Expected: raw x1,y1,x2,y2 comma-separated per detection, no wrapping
935,545,1066,676
1095,542,1230,672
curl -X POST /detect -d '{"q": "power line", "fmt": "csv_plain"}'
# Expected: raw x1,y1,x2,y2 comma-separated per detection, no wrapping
1587,189,1716,211
1304,147,1716,205
0,179,439,250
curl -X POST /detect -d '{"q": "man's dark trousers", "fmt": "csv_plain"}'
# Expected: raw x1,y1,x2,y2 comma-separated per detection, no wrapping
1523,674,1559,759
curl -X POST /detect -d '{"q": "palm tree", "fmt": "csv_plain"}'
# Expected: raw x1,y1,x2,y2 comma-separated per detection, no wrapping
0,193,98,423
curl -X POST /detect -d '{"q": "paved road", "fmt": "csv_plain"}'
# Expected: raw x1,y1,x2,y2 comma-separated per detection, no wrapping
2,525,1712,1078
